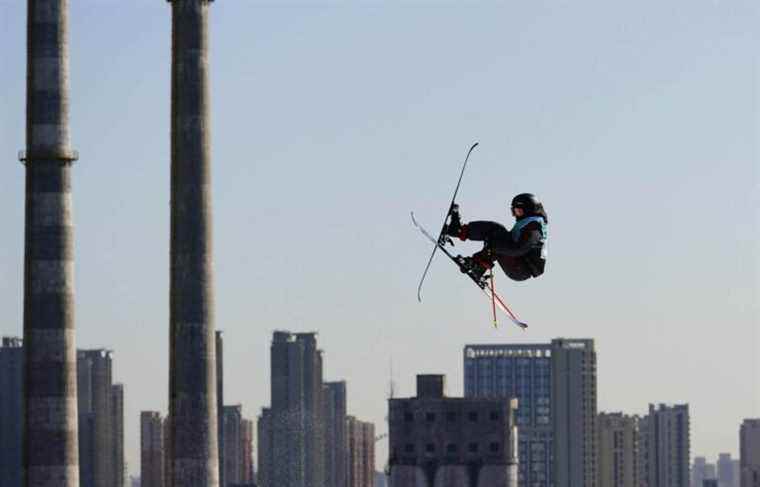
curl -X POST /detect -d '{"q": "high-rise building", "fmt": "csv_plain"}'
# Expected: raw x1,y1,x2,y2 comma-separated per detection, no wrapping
597,412,639,487
141,411,165,487
389,374,518,487
347,416,375,487
259,331,326,487
693,457,708,487
112,384,126,487
241,418,255,483
0,337,23,487
464,338,597,487
741,419,760,487
324,381,348,487
374,471,388,487
639,404,690,487
217,331,225,487
78,349,116,487
257,408,273,487
296,333,326,487
718,453,736,487
734,460,742,487
224,405,244,486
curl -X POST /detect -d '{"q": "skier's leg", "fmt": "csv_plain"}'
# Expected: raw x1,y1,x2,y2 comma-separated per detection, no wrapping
465,221,510,242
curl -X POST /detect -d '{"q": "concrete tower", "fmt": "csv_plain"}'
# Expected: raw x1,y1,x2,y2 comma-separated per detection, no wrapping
22,1,80,486
167,1,219,486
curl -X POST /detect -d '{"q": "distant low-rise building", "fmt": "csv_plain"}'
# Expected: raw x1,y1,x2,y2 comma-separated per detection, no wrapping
389,374,518,487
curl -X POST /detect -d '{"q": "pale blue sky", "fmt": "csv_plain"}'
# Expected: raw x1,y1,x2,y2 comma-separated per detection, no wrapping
0,0,757,476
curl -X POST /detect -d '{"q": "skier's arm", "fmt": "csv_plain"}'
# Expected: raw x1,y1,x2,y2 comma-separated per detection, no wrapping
490,229,542,257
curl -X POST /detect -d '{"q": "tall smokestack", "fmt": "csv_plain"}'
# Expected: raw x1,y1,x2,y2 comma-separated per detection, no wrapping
22,1,80,486
166,1,219,486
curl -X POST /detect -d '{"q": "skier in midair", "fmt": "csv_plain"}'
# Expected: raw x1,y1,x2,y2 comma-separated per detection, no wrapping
444,193,548,283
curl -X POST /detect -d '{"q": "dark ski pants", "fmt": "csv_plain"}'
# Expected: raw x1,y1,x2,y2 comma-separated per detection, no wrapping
467,221,533,282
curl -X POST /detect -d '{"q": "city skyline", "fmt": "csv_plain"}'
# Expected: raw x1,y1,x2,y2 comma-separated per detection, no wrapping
0,0,756,479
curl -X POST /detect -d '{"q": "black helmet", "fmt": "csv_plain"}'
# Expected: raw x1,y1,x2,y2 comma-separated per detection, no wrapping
511,193,540,213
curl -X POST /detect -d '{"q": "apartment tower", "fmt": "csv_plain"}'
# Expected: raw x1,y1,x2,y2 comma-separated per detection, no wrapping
597,412,639,487
741,419,760,487
0,337,23,487
141,411,165,487
639,404,690,487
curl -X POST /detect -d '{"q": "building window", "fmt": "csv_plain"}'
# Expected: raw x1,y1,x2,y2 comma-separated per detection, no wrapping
426,412,436,422
404,443,415,453
404,412,414,422
490,411,500,421
446,443,457,454
489,442,500,453
468,412,478,422
426,443,435,453
468,443,479,453
446,412,457,422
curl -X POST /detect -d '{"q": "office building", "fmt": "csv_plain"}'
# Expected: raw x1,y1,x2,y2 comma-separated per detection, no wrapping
141,411,165,487
464,338,597,487
741,419,760,487
639,404,690,487
597,412,639,487
0,337,23,487
389,374,517,487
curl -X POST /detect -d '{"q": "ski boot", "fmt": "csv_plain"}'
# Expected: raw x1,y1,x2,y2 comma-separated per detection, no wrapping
455,252,494,288
442,204,464,243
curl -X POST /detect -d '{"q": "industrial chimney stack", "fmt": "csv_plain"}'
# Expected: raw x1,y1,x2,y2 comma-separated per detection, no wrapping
166,1,219,486
22,1,80,486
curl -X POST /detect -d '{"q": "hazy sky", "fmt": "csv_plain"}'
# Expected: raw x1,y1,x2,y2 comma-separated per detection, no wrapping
0,0,757,477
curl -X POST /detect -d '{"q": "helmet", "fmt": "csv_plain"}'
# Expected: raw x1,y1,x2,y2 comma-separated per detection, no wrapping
511,193,541,213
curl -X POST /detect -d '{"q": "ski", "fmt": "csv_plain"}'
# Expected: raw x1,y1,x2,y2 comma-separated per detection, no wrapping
411,212,528,330
416,142,479,302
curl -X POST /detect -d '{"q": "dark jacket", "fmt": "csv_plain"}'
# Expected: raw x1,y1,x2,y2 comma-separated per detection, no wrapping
466,217,547,281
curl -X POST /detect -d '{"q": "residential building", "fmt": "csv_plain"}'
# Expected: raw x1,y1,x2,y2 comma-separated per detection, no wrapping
639,404,690,487
718,453,736,487
741,419,760,487
112,384,126,487
389,374,518,487
324,381,348,487
464,338,597,487
78,349,116,487
597,412,639,487
347,415,375,487
141,411,165,487
258,331,325,487
0,337,23,487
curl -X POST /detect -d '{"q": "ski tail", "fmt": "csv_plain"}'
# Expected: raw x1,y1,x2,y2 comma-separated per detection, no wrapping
415,142,479,302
